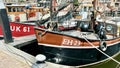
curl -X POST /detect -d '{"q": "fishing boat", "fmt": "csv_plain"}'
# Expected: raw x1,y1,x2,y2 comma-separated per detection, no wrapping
0,21,35,37
34,0,120,66
6,3,50,22
0,3,49,37
1,1,70,37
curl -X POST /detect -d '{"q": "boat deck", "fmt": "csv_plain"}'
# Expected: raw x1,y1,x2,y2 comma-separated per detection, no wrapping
62,30,115,40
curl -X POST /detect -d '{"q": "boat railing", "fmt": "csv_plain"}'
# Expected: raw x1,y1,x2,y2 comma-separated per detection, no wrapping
105,11,119,17
106,27,120,39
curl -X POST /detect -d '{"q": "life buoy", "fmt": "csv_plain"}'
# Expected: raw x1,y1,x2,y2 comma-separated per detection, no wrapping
99,41,107,51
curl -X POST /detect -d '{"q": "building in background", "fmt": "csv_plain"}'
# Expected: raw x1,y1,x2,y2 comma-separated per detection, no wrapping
3,0,37,5
77,0,116,12
77,0,93,12
115,0,120,11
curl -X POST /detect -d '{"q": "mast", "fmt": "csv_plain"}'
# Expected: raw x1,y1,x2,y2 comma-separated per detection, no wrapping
92,0,97,20
50,0,53,21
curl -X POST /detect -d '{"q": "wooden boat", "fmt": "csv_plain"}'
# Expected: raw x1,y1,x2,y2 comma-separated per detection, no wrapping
34,0,120,66
34,19,120,66
2,3,49,37
1,1,70,37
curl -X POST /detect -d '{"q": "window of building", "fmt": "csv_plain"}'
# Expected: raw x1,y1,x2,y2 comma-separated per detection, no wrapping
84,7,87,12
7,7,12,12
115,3,119,7
117,0,120,2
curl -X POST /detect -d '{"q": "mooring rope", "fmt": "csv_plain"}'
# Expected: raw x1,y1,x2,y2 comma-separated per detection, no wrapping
81,35,120,65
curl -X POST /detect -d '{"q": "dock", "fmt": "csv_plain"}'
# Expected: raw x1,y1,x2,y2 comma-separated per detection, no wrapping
0,49,30,68
0,35,36,68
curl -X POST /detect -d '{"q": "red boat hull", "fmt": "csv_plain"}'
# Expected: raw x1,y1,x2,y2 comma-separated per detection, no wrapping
0,22,35,37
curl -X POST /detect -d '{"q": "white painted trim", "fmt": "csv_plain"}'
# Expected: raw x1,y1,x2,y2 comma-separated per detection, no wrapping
38,41,120,49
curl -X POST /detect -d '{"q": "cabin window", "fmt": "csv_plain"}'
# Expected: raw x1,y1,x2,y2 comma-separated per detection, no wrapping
84,7,87,12
12,8,16,12
89,7,92,11
40,3,44,7
7,6,25,12
8,7,12,12
18,8,22,12
11,8,13,12
15,8,18,12
46,3,50,7
115,3,119,7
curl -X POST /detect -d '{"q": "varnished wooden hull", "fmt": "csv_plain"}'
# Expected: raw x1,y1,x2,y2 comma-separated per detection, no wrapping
34,28,120,66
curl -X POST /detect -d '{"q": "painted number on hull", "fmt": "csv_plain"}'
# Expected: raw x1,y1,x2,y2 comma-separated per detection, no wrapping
10,26,30,32
62,39,80,46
